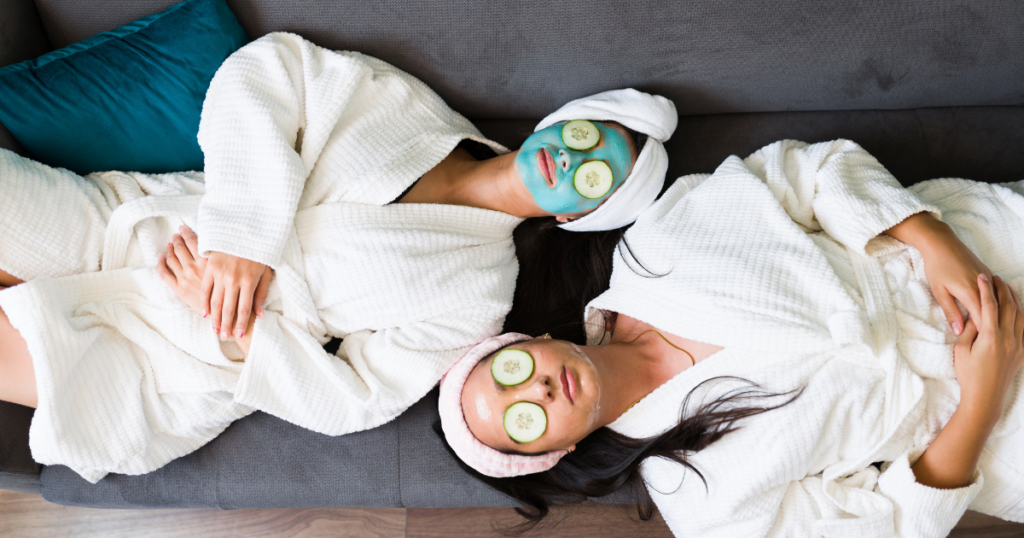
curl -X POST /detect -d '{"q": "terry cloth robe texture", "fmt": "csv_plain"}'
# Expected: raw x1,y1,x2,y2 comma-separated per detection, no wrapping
0,31,519,483
583,139,1024,538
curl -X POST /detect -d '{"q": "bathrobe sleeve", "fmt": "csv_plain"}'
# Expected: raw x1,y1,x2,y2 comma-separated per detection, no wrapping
741,139,941,255
645,450,982,538
232,305,510,436
230,203,519,435
196,32,372,268
874,450,983,538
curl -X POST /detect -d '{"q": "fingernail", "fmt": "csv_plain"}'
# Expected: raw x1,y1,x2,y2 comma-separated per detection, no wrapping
980,274,989,282
952,321,962,335
213,325,219,333
202,311,208,318
236,329,244,338
220,332,228,342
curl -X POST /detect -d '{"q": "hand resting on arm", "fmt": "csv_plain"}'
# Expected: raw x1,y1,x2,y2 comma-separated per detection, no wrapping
884,212,993,335
911,274,1024,489
202,251,272,342
157,225,267,354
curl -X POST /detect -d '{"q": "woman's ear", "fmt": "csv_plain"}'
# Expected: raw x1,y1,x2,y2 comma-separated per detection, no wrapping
555,216,573,223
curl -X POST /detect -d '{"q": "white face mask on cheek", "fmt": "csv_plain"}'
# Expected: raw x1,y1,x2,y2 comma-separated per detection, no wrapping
475,393,492,421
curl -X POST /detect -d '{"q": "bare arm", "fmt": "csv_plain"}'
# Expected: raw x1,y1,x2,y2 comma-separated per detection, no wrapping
885,212,992,336
911,275,1023,488
910,399,993,489
0,268,23,288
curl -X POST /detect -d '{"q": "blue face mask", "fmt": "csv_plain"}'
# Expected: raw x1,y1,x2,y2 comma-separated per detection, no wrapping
515,121,634,215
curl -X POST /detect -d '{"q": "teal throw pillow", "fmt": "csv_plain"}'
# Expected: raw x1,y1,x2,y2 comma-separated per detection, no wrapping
0,0,249,174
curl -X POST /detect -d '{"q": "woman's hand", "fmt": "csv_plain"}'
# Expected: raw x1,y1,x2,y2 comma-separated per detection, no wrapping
884,213,992,335
157,226,272,340
157,226,211,316
202,250,272,342
954,275,1024,419
911,274,1023,489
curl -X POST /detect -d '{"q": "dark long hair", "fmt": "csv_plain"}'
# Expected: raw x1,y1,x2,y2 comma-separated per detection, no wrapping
437,217,803,532
501,217,626,343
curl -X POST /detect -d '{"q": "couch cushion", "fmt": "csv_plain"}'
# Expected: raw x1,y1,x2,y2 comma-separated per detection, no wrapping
0,402,40,494
32,0,1024,119
41,411,403,508
398,389,519,508
0,0,248,175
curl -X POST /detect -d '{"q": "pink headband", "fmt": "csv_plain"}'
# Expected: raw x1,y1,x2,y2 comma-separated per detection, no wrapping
438,333,568,478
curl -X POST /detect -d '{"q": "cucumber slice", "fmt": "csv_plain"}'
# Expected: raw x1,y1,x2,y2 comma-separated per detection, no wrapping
573,161,614,199
504,402,547,443
561,120,600,151
492,349,534,386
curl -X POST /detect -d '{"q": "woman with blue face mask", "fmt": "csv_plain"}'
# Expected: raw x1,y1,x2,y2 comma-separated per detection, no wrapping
516,120,637,217
394,91,675,229
397,119,637,222
0,32,677,483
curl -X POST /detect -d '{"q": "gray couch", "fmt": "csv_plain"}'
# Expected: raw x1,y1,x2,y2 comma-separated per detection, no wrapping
1,0,1022,510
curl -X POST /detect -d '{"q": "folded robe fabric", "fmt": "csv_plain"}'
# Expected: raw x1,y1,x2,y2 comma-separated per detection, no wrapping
0,32,521,482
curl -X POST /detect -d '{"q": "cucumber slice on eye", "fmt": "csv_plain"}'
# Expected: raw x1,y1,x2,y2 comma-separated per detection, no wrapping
504,402,547,443
562,120,600,151
573,161,614,199
492,349,534,386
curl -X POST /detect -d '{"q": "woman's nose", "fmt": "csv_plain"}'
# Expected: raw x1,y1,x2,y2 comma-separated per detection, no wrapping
559,150,569,171
522,375,555,403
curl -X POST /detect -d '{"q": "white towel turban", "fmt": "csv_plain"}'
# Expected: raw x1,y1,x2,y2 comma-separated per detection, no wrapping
535,89,678,232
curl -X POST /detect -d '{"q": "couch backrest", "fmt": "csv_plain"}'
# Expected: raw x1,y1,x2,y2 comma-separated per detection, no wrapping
31,0,1024,120
0,0,49,66
0,0,49,154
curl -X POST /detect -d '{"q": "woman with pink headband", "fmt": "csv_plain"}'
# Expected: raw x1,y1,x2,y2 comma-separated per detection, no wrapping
0,33,678,483
440,139,1024,537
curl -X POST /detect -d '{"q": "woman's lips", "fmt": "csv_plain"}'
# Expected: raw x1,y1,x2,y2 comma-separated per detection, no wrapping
537,149,557,187
561,366,576,404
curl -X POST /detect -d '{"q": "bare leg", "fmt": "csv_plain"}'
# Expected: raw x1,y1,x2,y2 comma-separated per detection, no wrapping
0,268,23,288
0,303,36,408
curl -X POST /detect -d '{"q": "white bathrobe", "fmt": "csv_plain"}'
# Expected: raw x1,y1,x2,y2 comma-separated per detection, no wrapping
0,32,520,483
584,140,1024,538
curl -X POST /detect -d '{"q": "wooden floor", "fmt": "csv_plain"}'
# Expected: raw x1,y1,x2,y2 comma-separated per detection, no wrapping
0,490,1021,537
